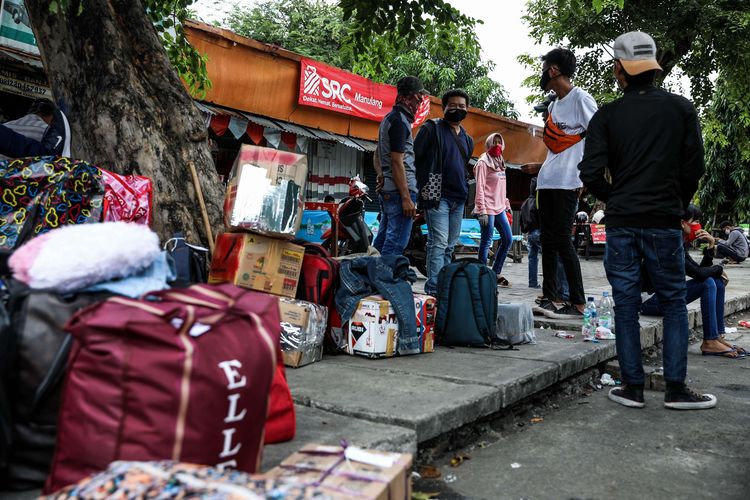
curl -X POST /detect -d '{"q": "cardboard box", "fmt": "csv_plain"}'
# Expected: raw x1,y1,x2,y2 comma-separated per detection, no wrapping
344,294,437,358
265,443,412,500
279,298,328,368
344,296,399,358
224,144,308,237
208,233,304,298
414,293,436,353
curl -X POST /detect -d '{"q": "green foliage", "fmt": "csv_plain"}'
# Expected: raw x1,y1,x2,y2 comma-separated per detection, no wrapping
224,0,517,118
521,0,750,109
698,70,750,223
49,0,211,97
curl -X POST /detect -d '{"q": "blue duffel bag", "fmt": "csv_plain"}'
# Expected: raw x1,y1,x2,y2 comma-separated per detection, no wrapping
435,259,510,348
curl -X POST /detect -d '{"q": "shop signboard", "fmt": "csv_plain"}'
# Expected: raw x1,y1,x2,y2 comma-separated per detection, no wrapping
0,65,50,99
299,57,396,122
0,0,39,54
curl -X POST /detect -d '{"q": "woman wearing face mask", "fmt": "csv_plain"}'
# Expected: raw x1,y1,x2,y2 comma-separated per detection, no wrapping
474,132,513,287
640,205,745,358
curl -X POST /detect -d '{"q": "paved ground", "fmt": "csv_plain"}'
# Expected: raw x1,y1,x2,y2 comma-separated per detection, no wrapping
418,316,750,499
263,253,750,469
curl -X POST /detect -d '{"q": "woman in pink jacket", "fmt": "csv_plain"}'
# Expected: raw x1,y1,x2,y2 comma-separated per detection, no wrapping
474,132,513,287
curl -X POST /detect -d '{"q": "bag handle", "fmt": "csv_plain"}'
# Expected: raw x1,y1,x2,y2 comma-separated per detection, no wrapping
447,126,473,178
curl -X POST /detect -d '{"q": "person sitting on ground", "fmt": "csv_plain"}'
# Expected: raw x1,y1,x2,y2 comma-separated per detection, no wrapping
715,220,748,264
474,132,513,288
640,205,745,358
0,98,56,161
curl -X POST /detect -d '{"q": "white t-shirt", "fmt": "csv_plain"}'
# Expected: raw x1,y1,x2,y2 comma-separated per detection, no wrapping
537,86,598,190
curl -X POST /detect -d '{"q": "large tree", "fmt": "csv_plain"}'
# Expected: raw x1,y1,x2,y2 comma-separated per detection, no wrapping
223,0,517,117
23,0,478,246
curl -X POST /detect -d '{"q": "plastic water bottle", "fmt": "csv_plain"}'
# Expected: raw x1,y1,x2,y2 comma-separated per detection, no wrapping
306,219,314,236
582,297,597,338
598,291,615,332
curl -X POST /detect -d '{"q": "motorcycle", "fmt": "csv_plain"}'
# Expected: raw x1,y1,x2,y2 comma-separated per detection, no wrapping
403,211,428,277
321,175,372,256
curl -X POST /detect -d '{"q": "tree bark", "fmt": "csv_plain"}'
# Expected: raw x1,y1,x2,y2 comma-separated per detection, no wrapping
23,0,224,247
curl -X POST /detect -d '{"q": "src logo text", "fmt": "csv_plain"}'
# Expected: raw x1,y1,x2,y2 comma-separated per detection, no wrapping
304,65,352,104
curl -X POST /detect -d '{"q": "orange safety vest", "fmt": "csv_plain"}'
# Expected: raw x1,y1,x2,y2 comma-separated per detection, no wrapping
543,108,586,154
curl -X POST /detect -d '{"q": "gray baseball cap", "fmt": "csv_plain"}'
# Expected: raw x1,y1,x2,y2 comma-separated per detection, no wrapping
613,31,663,75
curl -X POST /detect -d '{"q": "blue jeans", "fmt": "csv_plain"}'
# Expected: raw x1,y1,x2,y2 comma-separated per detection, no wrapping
478,212,512,276
374,190,416,256
641,277,725,341
605,227,688,386
527,229,542,287
424,198,465,294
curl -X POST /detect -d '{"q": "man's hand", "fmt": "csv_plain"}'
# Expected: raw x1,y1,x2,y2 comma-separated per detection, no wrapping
521,162,543,175
721,271,729,286
376,173,384,192
402,196,416,219
477,214,489,226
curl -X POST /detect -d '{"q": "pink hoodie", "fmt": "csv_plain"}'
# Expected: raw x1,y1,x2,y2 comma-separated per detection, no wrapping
473,133,511,215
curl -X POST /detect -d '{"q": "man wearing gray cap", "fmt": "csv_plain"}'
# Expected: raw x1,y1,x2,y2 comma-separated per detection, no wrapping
579,31,714,410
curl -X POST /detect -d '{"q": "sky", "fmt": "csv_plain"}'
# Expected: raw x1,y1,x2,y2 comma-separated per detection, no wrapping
190,0,557,125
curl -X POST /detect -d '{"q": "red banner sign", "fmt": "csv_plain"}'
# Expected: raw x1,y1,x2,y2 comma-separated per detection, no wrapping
590,224,607,244
299,58,397,122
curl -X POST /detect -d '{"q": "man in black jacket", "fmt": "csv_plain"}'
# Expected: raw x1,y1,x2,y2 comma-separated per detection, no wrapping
578,31,714,410
415,89,474,296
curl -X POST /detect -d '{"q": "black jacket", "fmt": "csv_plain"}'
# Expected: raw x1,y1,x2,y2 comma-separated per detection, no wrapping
520,195,539,233
414,119,474,209
578,85,704,228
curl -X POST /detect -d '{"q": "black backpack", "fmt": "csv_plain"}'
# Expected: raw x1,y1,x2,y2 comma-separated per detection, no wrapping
0,280,112,490
435,259,512,348
520,196,539,233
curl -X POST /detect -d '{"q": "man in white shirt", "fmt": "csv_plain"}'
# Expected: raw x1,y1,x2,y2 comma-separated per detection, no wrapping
531,48,598,319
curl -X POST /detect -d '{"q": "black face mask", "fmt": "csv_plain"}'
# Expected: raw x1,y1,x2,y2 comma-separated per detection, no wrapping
540,69,552,91
444,108,467,123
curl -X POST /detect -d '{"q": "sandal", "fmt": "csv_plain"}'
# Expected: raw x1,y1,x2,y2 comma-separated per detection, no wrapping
718,337,749,355
701,349,745,359
497,276,511,288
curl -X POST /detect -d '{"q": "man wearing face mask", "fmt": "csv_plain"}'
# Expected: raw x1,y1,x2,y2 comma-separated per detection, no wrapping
578,32,711,410
715,220,748,264
373,76,428,256
414,89,474,296
530,48,597,320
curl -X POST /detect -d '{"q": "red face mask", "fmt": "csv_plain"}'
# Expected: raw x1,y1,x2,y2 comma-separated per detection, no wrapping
686,222,702,242
488,144,503,157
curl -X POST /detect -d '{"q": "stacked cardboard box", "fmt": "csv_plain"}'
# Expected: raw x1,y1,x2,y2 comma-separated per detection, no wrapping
208,145,326,367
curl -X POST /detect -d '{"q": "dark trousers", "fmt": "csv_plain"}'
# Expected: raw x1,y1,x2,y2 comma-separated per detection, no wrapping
538,189,585,304
716,243,746,263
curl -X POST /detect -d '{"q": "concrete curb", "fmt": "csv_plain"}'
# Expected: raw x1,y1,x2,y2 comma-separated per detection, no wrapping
265,282,750,468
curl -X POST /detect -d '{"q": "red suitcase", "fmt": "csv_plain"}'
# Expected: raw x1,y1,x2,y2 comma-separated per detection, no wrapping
44,284,280,493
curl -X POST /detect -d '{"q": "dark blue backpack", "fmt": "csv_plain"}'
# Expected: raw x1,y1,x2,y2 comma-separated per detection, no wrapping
435,259,507,348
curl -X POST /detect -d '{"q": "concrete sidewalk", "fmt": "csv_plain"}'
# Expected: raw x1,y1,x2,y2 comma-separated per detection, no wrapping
262,256,750,469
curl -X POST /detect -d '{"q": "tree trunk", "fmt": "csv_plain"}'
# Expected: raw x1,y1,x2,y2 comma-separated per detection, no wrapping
24,0,224,247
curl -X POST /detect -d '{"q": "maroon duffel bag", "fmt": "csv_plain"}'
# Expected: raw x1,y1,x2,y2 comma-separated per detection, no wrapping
44,284,280,494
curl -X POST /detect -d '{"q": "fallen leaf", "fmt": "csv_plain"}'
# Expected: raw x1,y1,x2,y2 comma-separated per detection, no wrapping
412,492,440,500
530,417,544,423
418,465,441,479
450,453,471,467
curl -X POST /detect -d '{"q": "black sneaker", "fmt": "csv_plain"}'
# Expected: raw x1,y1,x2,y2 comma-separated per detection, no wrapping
664,384,717,410
547,303,584,319
532,299,558,317
608,385,645,408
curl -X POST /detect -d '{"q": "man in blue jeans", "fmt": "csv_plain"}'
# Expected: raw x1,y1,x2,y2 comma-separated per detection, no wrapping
579,31,714,410
415,89,474,295
373,76,427,256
